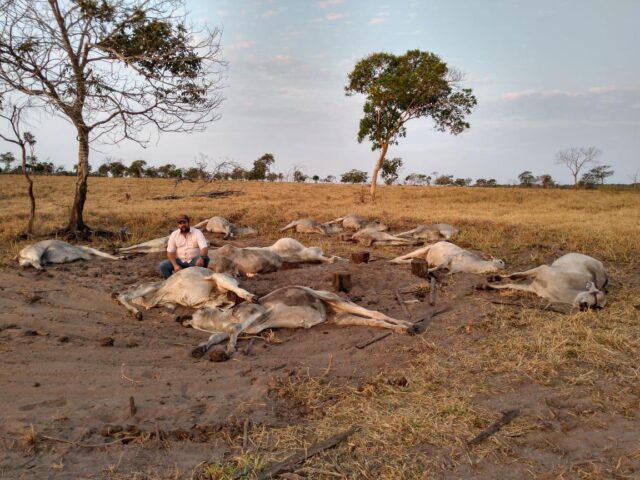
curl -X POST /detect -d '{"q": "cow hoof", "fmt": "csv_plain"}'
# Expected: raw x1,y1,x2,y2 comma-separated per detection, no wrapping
208,349,230,362
191,346,206,359
486,275,501,283
111,291,119,299
474,283,490,291
135,311,143,321
407,324,419,336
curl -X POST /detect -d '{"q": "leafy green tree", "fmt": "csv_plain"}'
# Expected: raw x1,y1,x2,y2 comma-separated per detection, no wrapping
586,165,614,185
109,161,127,178
158,164,177,178
518,170,536,187
345,50,477,198
248,153,275,181
144,166,159,178
293,169,308,183
0,0,224,233
127,160,148,178
324,175,336,183
0,152,15,172
405,173,431,185
475,178,487,187
230,167,246,180
380,157,403,185
434,174,454,186
454,177,472,186
538,174,555,188
340,169,368,184
312,175,320,183
97,163,111,177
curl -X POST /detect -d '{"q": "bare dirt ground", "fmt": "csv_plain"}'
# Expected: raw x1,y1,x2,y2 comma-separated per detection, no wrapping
1,225,639,478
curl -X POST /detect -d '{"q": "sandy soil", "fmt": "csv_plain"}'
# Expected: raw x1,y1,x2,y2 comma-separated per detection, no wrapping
1,233,638,479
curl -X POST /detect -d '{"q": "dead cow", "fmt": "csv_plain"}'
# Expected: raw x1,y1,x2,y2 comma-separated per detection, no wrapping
194,216,256,239
18,240,119,269
184,286,414,358
396,223,459,241
390,241,505,274
115,267,257,320
264,237,343,263
209,238,342,276
118,235,169,254
346,228,422,247
328,214,388,232
280,218,331,235
486,253,608,310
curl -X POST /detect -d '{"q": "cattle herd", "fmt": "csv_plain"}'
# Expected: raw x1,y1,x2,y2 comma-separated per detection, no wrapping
16,214,608,360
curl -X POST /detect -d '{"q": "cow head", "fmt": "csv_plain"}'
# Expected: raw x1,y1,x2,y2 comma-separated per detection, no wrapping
575,283,607,311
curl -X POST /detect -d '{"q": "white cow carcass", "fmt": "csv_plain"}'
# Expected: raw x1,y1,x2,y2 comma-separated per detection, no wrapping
18,240,119,269
390,241,505,274
486,253,608,310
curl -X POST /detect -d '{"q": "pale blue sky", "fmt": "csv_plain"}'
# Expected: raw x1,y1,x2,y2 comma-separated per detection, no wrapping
7,0,640,183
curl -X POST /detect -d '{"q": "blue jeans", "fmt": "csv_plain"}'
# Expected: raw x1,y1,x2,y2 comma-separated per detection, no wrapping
159,256,210,279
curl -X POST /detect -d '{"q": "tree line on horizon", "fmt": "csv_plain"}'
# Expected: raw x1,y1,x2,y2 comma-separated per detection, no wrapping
0,148,625,190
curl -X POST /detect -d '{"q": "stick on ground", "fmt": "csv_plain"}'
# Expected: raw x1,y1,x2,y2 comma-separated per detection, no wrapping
395,288,412,319
355,332,391,349
466,409,520,446
256,426,360,480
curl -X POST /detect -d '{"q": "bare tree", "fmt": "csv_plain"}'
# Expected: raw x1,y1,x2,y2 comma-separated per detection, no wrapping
0,0,224,234
555,147,602,188
0,101,37,235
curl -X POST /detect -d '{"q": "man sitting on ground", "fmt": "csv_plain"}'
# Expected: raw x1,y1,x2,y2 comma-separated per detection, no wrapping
159,214,209,279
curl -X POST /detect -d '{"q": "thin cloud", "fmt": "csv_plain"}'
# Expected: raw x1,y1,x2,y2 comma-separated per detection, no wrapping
273,54,291,61
227,40,256,50
325,12,345,21
368,16,385,25
262,7,287,18
317,0,344,7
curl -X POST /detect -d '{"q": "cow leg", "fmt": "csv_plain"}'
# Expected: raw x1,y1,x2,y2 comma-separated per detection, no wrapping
115,282,162,319
207,273,258,303
311,290,412,327
279,221,297,233
224,310,264,354
484,282,536,295
390,245,433,263
395,228,417,238
192,332,230,358
77,245,120,260
332,312,408,333
489,266,545,283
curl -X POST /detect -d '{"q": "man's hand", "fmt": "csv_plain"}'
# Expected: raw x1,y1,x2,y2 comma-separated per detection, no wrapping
195,257,204,267
173,264,182,272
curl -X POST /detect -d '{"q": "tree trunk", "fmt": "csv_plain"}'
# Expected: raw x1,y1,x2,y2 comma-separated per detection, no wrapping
370,142,389,199
68,127,90,232
20,143,35,235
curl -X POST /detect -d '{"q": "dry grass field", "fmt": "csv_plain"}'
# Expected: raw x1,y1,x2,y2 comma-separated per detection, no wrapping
1,175,639,479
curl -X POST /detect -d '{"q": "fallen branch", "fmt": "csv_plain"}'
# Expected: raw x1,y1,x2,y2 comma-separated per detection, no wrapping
410,306,451,334
255,426,360,480
242,418,251,453
41,434,139,448
355,332,391,350
485,298,568,314
466,409,520,446
395,288,412,319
